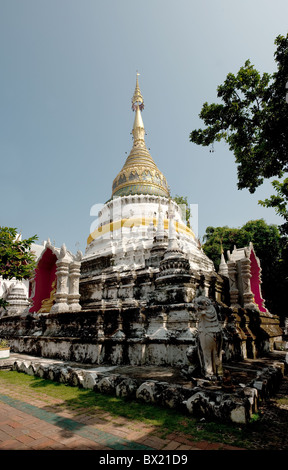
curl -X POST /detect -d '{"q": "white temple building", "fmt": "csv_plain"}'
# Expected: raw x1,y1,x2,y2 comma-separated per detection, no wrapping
0,75,282,369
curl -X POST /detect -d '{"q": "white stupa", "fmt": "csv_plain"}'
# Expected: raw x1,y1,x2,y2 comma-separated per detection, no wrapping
83,74,214,279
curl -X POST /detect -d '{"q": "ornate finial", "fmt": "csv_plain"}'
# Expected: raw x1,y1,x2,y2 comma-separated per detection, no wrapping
219,251,228,277
75,250,83,261
132,72,144,111
220,240,223,254
59,243,67,258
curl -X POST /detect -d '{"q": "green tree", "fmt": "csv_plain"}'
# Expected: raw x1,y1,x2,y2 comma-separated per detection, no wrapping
202,225,248,269
259,178,288,235
202,219,286,317
0,227,38,309
190,34,288,232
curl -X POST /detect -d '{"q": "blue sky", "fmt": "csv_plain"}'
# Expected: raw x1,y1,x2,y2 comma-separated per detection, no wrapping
1,0,287,254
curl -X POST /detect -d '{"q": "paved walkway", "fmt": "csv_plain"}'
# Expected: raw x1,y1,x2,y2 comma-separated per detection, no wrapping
0,367,244,451
0,391,243,451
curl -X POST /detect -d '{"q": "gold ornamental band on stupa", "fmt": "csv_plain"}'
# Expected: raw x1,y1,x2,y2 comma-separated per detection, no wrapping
111,74,170,198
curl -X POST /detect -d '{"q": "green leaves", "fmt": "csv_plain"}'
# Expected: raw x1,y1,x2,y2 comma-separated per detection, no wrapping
259,178,288,234
0,227,38,281
190,33,288,213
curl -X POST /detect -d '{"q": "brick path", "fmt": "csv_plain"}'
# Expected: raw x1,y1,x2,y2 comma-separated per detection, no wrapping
0,377,244,451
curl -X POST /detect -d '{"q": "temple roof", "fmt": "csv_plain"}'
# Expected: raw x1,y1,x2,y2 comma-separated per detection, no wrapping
111,74,170,198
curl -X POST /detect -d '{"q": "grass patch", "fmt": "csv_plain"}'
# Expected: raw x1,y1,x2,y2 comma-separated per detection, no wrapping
0,370,252,448
277,397,288,406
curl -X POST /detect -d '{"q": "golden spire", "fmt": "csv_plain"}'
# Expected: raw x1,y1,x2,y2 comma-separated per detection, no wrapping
132,72,144,111
131,74,145,147
111,74,169,199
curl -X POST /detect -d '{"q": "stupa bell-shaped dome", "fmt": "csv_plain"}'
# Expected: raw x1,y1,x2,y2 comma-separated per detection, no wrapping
112,74,170,198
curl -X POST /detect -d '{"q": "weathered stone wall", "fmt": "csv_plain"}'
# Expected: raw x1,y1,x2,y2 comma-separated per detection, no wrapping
0,301,282,367
0,306,198,366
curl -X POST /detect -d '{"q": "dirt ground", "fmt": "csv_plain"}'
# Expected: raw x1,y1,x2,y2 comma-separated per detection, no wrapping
241,374,288,450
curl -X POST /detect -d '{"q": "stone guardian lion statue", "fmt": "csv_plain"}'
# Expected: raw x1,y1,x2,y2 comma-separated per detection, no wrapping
193,295,223,379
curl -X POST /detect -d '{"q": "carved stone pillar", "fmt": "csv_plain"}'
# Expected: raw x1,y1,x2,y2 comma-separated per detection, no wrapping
67,251,82,312
68,262,82,312
50,245,70,313
240,257,255,309
227,260,240,308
